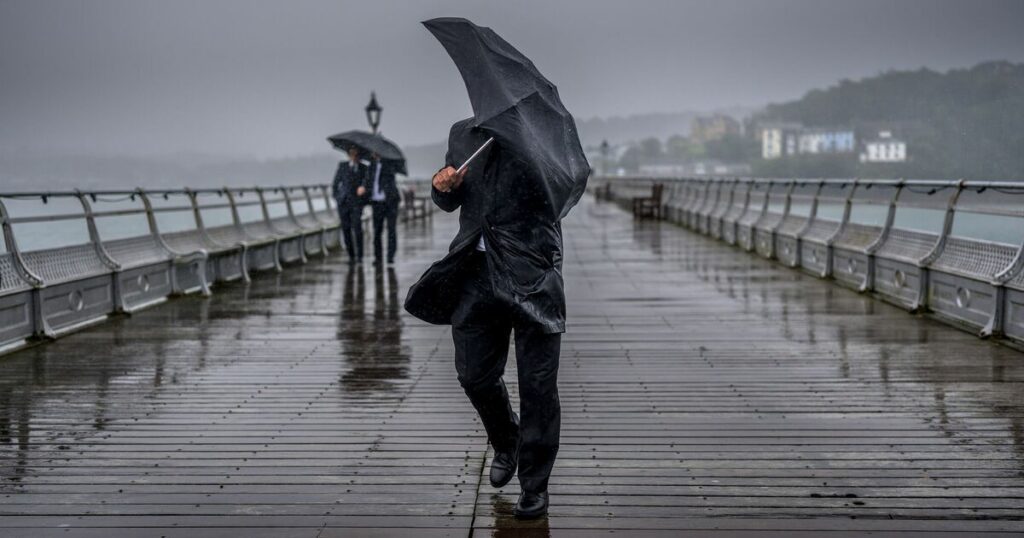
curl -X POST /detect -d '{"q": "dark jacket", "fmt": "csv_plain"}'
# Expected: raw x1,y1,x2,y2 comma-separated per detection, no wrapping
332,161,367,207
367,160,401,205
404,119,566,334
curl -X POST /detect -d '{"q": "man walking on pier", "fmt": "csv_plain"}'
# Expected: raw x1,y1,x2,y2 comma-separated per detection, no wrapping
367,152,401,265
332,148,367,263
406,18,590,519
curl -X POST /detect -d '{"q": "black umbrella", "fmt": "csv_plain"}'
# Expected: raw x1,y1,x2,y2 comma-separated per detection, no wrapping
422,17,590,219
327,130,407,175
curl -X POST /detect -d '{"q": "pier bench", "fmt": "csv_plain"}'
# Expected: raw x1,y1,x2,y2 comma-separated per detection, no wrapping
632,183,664,219
829,181,901,292
798,181,855,278
924,184,1024,336
773,181,819,268
736,180,769,252
871,183,961,310
720,180,752,245
753,181,792,259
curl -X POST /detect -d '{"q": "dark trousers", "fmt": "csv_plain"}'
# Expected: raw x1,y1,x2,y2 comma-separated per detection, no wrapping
337,201,363,260
451,253,561,493
371,200,399,262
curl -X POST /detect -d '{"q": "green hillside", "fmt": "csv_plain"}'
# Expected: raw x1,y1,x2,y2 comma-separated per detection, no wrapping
753,61,1024,180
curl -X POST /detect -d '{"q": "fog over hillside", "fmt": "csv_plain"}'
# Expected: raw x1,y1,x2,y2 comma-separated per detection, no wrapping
0,108,755,189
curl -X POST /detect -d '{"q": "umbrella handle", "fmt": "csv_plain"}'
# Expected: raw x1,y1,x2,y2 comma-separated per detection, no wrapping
456,137,495,174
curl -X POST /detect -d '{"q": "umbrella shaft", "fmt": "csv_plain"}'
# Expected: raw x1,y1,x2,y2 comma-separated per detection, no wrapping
456,137,495,174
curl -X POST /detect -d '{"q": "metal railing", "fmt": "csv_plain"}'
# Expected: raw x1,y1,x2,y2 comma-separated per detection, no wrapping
595,176,1024,346
0,184,352,354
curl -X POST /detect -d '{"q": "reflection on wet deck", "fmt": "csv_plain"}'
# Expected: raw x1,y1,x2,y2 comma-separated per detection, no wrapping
1,196,1023,537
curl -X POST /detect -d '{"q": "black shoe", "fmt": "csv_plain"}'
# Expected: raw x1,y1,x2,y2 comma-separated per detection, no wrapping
489,446,518,488
514,490,548,519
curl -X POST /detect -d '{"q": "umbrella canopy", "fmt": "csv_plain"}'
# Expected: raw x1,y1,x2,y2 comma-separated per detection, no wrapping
327,130,407,175
422,17,590,220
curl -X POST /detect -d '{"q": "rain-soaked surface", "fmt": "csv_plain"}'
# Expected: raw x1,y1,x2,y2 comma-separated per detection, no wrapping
1,195,1023,537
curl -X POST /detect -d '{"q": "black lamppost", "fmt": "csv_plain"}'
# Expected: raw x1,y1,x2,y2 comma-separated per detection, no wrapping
599,139,610,176
365,92,382,134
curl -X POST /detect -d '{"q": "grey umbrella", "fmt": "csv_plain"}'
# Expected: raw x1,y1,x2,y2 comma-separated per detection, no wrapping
327,130,407,175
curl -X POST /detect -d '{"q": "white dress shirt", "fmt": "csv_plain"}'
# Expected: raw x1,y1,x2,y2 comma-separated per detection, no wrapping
371,162,385,202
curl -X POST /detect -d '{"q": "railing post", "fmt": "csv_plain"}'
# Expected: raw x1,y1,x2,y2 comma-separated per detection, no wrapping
255,187,274,224
794,180,825,240
223,188,244,229
302,185,329,253
75,191,120,272
75,190,124,311
916,179,966,311
136,189,168,249
278,187,308,263
866,179,904,256
0,197,42,288
252,187,283,273
185,189,209,241
828,178,859,245
921,179,965,267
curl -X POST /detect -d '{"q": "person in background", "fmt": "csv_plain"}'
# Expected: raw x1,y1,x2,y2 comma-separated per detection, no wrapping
332,147,367,263
367,152,401,265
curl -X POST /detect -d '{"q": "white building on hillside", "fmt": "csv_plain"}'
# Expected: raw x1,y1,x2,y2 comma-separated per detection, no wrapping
761,123,802,159
860,131,907,163
797,128,856,154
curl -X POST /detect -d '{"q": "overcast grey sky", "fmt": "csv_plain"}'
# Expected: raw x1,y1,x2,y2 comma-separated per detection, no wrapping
1,0,1022,159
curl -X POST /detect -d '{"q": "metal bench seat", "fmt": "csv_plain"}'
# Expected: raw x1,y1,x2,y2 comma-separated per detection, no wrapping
101,235,201,313
720,199,748,245
736,183,769,251
266,215,309,264
269,216,303,235
317,208,340,225
798,219,841,277
831,223,884,290
753,212,785,259
874,228,939,264
293,212,328,256
0,253,33,350
735,206,762,252
103,235,172,269
205,223,250,248
162,230,214,255
870,228,941,310
243,220,281,241
929,237,1018,281
684,181,708,229
775,215,808,238
20,244,116,337
927,237,1019,335
773,215,808,267
1,253,31,294
707,182,737,239
695,182,723,234
21,244,111,285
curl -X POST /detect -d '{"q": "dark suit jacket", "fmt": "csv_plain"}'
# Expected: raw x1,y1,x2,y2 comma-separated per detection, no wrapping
332,161,367,207
405,119,566,334
367,160,401,205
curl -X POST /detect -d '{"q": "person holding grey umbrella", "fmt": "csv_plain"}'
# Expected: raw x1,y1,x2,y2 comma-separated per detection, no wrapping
367,152,401,265
405,18,590,519
331,147,367,263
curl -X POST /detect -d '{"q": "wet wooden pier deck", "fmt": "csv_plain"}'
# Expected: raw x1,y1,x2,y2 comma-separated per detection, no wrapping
1,196,1023,537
